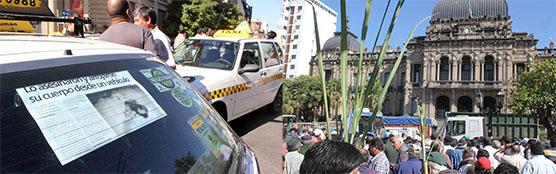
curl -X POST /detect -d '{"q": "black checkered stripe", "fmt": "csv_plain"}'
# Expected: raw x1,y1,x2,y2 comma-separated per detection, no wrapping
257,73,286,86
210,82,252,100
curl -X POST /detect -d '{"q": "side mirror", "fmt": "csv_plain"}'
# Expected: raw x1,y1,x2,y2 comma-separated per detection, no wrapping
239,64,260,74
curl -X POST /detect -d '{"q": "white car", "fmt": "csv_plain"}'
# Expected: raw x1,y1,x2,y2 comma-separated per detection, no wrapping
0,35,259,173
173,37,285,121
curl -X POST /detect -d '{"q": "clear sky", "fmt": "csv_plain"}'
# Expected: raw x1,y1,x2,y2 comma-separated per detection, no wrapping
248,0,556,49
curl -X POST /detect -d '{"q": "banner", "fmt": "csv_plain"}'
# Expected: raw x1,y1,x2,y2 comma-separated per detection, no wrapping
16,71,167,165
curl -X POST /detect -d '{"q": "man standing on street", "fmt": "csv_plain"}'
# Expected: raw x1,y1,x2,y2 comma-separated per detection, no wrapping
99,0,156,54
133,6,176,68
285,139,304,174
367,138,390,174
521,141,556,174
495,144,527,172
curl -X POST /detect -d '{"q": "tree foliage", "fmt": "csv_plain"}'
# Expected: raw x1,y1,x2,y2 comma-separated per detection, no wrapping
283,76,324,122
180,0,243,37
160,0,186,39
509,59,556,140
283,76,383,123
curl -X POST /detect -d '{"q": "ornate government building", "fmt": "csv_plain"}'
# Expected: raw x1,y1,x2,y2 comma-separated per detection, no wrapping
309,0,548,122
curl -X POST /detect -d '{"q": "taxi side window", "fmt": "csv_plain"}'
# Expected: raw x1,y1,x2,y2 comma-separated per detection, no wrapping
240,42,261,68
261,42,280,67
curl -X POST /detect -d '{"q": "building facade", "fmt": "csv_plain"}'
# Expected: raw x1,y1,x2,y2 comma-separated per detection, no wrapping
311,0,543,122
277,0,337,78
310,32,407,116
406,0,536,122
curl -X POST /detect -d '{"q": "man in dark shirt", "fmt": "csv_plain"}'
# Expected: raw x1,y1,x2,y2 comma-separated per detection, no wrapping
99,0,156,54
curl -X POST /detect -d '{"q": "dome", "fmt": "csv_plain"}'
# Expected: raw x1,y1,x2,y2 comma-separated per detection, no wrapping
432,0,508,20
322,32,361,52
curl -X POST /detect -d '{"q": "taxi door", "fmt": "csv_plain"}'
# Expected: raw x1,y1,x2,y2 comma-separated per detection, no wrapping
232,41,264,119
258,41,285,105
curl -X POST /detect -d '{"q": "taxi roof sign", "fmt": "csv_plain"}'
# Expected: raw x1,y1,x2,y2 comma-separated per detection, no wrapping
0,0,54,17
214,29,251,39
0,20,34,32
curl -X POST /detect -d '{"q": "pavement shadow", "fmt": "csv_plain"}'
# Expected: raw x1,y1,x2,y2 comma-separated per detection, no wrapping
228,107,282,137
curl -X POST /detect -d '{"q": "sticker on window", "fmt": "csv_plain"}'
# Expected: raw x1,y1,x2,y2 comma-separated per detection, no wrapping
188,115,226,158
16,71,167,165
172,87,193,107
140,67,179,92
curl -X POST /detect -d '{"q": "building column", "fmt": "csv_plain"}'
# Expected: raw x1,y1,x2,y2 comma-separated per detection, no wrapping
474,60,480,81
451,60,457,81
423,61,429,82
507,58,513,82
450,90,457,111
496,59,502,81
457,60,462,81
436,61,441,81
406,61,412,85
404,89,412,115
430,60,437,82
480,61,485,81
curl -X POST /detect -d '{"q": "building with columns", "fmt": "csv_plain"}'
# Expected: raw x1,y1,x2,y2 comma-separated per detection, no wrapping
310,0,542,123
406,0,536,123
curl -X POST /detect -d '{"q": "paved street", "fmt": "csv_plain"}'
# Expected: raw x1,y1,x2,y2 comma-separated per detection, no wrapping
229,108,283,174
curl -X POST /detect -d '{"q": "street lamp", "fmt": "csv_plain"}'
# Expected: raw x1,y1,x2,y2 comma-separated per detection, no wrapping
496,91,504,112
475,90,484,112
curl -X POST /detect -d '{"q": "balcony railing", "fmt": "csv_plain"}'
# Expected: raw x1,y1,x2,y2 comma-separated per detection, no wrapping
426,80,503,88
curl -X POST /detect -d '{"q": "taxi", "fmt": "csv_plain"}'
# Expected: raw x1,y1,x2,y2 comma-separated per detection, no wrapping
173,30,285,121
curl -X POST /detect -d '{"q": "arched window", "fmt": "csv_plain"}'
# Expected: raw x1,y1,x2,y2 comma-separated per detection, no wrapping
457,96,473,112
440,56,450,80
461,56,472,81
484,56,495,81
436,96,450,120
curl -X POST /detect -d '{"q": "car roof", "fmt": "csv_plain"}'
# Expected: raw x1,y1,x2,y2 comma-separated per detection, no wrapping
189,37,277,43
0,35,155,74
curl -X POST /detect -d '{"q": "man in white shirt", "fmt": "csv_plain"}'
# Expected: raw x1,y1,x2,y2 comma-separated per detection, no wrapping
483,138,500,169
521,141,556,174
133,6,176,68
496,144,527,172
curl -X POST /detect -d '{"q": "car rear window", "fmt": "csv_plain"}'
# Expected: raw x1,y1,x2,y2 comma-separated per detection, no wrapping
0,59,240,173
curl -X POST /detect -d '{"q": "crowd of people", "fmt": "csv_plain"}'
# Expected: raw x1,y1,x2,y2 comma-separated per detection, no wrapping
284,126,556,174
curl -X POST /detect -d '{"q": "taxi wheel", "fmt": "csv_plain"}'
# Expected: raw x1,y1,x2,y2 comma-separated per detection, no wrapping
268,87,282,114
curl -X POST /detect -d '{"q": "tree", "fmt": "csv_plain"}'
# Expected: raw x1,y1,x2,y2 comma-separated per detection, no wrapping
283,76,324,122
160,0,186,39
181,0,243,37
508,59,556,140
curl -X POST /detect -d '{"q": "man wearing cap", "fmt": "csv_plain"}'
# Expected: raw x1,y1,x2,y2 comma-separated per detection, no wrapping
312,128,326,142
299,135,315,155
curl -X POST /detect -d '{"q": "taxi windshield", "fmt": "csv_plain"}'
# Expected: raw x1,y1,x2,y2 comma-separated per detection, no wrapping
174,40,239,70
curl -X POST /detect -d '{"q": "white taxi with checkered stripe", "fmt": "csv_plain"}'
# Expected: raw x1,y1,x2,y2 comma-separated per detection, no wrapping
173,37,284,121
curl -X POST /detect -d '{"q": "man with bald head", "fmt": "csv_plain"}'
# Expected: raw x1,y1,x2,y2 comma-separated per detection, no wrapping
99,0,156,54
